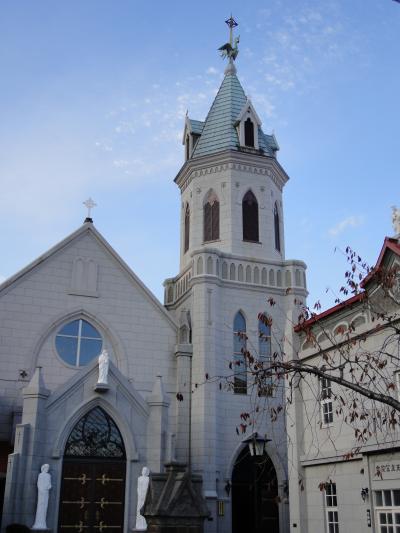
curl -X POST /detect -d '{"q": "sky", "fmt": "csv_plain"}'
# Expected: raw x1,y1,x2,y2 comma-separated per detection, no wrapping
0,0,399,310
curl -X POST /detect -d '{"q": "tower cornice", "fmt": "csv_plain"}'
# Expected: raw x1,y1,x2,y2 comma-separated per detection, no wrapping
173,150,289,193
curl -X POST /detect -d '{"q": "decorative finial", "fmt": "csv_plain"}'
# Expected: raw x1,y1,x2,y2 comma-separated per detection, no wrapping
392,206,400,236
83,197,97,223
218,16,240,66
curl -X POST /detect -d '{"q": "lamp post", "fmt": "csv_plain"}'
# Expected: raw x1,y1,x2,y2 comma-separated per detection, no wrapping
242,433,271,533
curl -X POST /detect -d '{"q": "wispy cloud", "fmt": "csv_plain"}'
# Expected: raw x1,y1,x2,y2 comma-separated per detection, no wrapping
206,66,218,75
329,216,364,237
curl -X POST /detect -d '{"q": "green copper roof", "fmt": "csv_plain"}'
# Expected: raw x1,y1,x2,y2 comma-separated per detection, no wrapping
192,72,245,158
191,70,277,159
189,119,204,135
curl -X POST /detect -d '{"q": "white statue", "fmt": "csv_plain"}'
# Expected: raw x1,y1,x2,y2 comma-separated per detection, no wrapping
97,349,109,384
32,464,51,530
135,466,150,531
392,206,400,235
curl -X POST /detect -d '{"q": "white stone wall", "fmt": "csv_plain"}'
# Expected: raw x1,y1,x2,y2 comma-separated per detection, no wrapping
179,161,286,272
0,228,177,441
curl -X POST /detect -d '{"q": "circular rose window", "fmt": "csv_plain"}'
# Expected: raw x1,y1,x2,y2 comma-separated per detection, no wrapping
55,319,102,366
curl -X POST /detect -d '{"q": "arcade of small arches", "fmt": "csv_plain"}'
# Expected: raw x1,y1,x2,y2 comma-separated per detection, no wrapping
301,312,368,351
182,189,282,252
165,257,306,305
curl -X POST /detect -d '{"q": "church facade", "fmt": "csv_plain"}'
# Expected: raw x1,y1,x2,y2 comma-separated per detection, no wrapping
0,41,307,533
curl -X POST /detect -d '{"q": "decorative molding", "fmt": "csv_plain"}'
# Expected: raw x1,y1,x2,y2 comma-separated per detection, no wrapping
175,151,289,194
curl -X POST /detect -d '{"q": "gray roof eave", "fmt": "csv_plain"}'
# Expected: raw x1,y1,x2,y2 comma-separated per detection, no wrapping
173,149,290,190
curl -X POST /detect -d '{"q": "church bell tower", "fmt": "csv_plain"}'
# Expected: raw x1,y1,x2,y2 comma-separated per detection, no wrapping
164,18,307,533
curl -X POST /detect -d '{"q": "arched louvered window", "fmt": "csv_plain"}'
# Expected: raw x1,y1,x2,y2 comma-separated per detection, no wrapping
274,202,281,252
233,311,247,394
242,190,259,242
185,135,190,160
258,316,273,396
203,190,220,242
184,204,190,253
244,118,255,147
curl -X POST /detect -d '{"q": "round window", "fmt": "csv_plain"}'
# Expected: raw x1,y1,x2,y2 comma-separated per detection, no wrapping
55,319,103,367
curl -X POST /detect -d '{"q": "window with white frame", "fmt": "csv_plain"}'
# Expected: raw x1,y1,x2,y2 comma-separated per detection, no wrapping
325,482,339,533
375,489,400,532
321,377,333,425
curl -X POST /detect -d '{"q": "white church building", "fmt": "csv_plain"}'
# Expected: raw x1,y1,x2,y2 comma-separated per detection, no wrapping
0,27,307,533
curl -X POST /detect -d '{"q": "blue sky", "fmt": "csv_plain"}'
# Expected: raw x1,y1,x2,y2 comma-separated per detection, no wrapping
1,0,399,309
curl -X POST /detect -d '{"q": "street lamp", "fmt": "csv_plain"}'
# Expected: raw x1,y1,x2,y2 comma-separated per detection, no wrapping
243,432,271,457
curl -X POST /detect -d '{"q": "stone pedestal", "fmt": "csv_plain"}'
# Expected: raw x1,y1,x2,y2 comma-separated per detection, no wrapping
142,463,209,533
94,383,109,393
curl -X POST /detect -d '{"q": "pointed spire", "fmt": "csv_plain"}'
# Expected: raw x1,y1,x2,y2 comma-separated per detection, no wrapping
224,58,237,76
148,375,169,406
23,366,49,398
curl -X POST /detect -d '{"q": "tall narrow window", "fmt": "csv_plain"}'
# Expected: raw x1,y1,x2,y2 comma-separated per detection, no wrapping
184,204,190,253
242,190,259,242
203,190,220,242
325,483,339,533
244,118,254,147
233,312,247,394
258,316,273,396
274,202,281,252
320,378,333,425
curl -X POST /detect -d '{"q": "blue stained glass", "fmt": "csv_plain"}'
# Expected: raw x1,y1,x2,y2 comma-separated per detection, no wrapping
56,337,78,365
81,320,101,339
234,312,246,333
58,320,80,336
79,339,103,365
234,334,245,353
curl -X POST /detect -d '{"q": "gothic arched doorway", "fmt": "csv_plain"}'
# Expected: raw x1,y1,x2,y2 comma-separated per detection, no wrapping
232,446,279,533
58,407,126,533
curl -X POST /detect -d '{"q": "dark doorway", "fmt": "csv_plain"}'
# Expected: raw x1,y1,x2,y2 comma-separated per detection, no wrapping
58,407,126,533
232,447,279,533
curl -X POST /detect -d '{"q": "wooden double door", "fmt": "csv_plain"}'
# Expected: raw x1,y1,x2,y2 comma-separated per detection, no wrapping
58,459,126,533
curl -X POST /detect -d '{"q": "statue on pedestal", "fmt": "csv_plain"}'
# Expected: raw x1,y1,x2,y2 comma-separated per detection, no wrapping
97,349,109,384
392,206,400,236
135,467,150,531
32,464,51,530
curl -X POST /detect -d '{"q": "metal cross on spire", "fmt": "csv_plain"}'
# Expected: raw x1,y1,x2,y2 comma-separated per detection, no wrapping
83,197,97,223
218,16,240,63
225,15,238,46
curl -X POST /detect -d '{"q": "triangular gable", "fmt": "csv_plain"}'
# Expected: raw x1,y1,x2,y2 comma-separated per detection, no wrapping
361,237,400,289
46,357,149,417
235,98,262,126
0,222,178,330
296,236,400,330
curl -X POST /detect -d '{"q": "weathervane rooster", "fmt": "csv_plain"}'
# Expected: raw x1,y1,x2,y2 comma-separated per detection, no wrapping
218,16,240,61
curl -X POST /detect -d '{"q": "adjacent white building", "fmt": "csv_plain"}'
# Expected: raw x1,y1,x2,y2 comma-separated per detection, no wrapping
0,45,307,533
287,236,400,533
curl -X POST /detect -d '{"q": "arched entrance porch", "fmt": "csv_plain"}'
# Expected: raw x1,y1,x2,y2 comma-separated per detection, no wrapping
58,407,126,533
232,446,279,533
